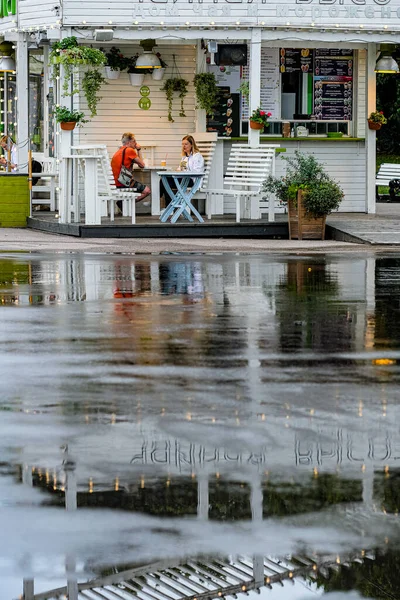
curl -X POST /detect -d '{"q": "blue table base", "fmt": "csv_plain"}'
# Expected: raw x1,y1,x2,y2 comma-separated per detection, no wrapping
160,173,204,223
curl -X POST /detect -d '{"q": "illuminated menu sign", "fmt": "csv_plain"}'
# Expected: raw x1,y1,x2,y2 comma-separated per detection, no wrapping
313,49,353,120
280,48,313,74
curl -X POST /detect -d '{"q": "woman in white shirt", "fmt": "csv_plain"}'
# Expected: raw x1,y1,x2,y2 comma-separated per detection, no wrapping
179,135,205,172
161,135,205,207
0,135,17,172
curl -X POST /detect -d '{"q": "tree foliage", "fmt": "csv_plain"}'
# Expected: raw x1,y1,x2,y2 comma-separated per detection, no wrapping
376,74,400,154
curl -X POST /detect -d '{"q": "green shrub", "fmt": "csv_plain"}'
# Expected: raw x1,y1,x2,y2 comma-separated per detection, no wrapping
263,151,344,217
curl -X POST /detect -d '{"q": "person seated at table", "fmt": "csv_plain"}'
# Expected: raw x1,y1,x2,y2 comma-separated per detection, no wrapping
111,132,151,211
0,134,18,172
160,135,204,206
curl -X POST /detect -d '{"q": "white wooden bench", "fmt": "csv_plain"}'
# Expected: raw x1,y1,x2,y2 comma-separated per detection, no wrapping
71,145,139,223
205,144,280,222
376,163,400,200
31,153,58,211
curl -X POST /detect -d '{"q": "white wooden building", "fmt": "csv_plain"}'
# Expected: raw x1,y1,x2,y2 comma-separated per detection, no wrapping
0,0,398,215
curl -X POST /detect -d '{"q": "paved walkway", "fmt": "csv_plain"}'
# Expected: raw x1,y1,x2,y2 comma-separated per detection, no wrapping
1,204,400,253
328,203,400,245
0,228,364,253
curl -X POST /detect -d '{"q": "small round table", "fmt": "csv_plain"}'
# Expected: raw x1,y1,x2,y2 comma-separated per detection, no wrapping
158,171,205,223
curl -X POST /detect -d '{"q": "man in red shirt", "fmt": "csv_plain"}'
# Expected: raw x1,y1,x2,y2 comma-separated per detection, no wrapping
111,132,151,208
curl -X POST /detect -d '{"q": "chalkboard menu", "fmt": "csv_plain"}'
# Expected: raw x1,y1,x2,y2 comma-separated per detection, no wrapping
313,49,353,120
207,88,240,138
279,48,313,74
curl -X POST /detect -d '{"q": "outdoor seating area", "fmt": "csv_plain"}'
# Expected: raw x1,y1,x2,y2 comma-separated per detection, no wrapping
54,139,280,228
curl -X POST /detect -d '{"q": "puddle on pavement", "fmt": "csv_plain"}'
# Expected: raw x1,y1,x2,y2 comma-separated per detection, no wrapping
1,252,400,599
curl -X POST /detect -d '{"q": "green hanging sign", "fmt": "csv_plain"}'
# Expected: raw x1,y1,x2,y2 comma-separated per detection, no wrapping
139,85,150,97
138,97,151,111
0,0,17,18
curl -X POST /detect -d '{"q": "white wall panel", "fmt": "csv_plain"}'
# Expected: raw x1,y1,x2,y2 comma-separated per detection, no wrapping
223,140,366,214
61,0,400,29
19,0,59,27
357,49,367,139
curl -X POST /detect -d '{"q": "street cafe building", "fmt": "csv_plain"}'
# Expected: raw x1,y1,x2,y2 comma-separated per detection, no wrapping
0,0,398,218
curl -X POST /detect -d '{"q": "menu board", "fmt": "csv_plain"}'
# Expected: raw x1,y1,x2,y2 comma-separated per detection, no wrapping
208,65,241,93
314,77,352,120
279,48,313,74
313,49,353,120
207,88,240,138
241,47,280,120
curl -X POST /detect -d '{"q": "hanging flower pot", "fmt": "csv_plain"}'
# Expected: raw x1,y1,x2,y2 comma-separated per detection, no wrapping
249,120,264,131
368,120,381,131
105,66,121,80
152,67,166,81
129,72,145,86
60,121,77,131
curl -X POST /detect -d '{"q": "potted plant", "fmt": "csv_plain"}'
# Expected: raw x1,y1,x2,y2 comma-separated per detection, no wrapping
49,37,106,119
161,77,189,122
82,70,107,117
152,52,168,81
193,72,218,114
103,46,128,79
54,105,87,130
249,107,272,131
263,151,344,240
368,110,387,131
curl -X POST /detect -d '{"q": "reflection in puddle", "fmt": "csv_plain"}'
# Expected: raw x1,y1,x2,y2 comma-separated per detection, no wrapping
1,253,400,599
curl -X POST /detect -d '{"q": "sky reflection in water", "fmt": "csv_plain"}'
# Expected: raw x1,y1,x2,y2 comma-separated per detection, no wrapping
1,252,400,600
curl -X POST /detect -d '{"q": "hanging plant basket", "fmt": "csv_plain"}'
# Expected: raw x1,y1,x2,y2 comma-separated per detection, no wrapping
161,55,188,122
249,120,264,131
105,67,121,80
152,67,166,81
129,72,145,86
368,120,381,131
60,122,77,131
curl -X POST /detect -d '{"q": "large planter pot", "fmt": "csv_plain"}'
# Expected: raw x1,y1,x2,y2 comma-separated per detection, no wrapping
249,120,264,131
368,120,381,131
288,190,326,240
129,72,145,86
60,121,76,131
152,67,166,81
105,67,121,80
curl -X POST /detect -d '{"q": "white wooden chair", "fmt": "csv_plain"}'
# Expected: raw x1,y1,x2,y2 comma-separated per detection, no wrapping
204,144,280,222
192,132,217,208
71,145,139,223
376,163,400,200
31,153,58,211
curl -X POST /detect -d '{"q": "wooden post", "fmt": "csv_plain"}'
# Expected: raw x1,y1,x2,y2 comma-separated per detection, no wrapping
195,40,207,133
366,43,377,215
28,148,32,216
248,29,261,148
16,33,29,173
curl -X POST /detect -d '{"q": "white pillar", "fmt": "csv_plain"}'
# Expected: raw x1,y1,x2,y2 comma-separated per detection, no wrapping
197,474,209,520
16,33,29,171
366,43,377,214
195,40,207,133
23,579,34,600
248,29,262,148
43,44,50,157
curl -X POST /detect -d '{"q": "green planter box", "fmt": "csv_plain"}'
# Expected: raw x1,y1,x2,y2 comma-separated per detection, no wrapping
0,173,30,227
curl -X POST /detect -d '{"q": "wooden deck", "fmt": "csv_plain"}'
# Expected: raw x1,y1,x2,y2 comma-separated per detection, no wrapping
28,212,289,239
